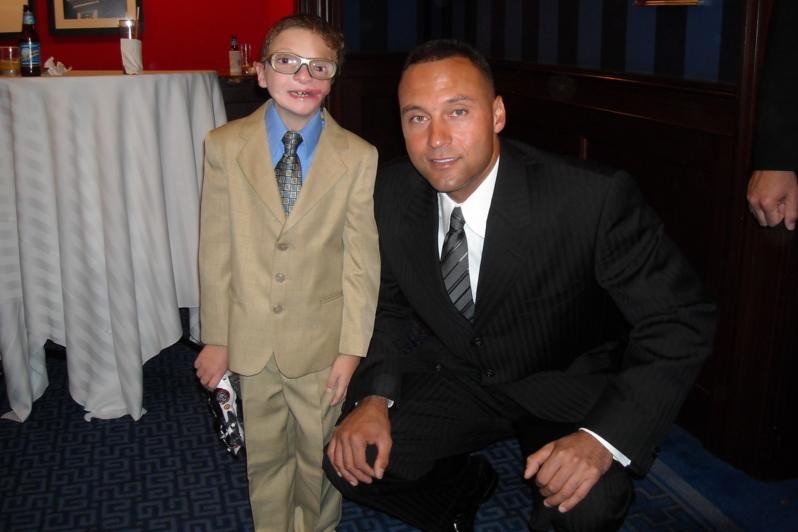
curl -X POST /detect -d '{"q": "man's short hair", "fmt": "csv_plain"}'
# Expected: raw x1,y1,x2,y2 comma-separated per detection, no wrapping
260,14,345,68
402,39,494,88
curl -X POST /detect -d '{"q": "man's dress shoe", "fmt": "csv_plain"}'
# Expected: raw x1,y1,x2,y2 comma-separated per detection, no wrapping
451,455,498,532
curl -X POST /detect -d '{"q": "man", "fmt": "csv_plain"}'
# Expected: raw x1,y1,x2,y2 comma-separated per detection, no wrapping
747,0,798,230
325,40,715,532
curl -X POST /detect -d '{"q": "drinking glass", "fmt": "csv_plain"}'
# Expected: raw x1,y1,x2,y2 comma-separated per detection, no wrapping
0,46,20,76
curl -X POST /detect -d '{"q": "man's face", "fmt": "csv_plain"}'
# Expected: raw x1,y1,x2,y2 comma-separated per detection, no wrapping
398,56,505,203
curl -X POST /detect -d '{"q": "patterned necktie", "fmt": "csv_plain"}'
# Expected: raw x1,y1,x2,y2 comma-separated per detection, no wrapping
441,207,474,320
275,131,303,214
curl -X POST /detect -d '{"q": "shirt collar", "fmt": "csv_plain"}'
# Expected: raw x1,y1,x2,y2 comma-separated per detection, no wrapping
438,155,500,238
266,103,324,159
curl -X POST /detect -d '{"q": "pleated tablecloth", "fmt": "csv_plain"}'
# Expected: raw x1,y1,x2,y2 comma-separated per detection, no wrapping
0,71,227,421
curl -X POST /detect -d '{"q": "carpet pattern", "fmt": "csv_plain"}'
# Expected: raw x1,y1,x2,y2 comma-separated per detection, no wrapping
0,341,742,531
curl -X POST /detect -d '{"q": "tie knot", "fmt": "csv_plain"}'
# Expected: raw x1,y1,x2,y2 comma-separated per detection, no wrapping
450,207,465,232
282,131,303,156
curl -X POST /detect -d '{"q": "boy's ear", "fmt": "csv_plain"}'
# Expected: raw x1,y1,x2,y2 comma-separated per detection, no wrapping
255,62,268,89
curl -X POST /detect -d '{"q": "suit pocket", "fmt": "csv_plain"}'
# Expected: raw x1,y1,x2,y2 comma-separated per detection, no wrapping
320,291,343,304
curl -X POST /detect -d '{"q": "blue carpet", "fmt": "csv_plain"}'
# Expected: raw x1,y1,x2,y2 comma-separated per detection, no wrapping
1,341,794,531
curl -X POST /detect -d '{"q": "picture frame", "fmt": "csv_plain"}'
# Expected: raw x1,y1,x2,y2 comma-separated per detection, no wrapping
48,0,142,36
0,0,28,39
634,0,702,5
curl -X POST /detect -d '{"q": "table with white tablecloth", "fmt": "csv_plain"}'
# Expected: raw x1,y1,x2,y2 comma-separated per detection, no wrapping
0,71,227,421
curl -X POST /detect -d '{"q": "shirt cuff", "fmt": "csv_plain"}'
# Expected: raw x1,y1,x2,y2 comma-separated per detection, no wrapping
579,428,631,467
355,395,394,408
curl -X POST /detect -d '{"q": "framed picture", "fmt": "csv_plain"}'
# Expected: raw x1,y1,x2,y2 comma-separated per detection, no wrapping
0,0,28,39
48,0,142,36
635,0,702,5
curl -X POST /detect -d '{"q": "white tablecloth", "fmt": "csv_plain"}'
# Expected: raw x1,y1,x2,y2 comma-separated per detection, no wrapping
0,71,226,421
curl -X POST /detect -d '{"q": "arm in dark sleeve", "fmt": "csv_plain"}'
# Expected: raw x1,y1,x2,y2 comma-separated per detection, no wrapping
752,0,798,171
582,172,716,474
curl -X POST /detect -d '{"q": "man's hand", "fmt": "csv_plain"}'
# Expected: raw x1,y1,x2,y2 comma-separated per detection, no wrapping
326,353,361,406
524,431,613,514
747,170,798,230
194,344,229,390
326,395,392,487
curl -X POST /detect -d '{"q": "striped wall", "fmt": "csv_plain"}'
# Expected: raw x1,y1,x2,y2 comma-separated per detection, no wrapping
342,0,740,83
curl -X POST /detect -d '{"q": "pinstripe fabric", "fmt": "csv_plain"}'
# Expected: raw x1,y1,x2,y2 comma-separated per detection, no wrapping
342,138,714,529
0,72,226,421
352,139,714,474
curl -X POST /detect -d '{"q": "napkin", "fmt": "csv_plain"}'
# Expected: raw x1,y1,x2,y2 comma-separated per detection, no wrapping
120,39,143,75
44,57,71,76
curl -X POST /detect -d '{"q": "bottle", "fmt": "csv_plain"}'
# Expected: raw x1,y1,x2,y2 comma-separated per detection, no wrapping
228,35,242,76
19,5,41,77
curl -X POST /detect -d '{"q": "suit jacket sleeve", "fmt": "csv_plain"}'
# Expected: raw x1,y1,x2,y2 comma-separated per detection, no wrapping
198,129,232,346
582,171,716,473
338,144,381,357
752,0,798,171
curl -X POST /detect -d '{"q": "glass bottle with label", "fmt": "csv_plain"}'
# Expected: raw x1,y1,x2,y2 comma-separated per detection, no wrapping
229,35,242,76
19,5,41,77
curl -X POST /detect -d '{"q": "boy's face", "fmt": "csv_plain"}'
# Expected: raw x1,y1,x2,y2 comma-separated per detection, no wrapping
256,27,334,131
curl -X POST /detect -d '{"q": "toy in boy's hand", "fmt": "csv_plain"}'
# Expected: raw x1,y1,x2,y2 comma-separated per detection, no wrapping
208,372,245,456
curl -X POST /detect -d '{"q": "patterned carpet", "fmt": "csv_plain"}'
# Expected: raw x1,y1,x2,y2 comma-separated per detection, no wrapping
0,341,746,531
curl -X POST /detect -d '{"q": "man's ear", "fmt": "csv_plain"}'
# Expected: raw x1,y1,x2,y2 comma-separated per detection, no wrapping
493,95,506,134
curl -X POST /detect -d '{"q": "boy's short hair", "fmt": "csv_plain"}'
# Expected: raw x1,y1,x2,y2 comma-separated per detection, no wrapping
403,39,494,90
260,14,345,68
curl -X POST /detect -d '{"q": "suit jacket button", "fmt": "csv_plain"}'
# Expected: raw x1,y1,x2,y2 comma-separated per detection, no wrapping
273,304,283,314
470,337,483,347
434,363,442,372
277,242,289,251
485,369,495,378
275,273,285,282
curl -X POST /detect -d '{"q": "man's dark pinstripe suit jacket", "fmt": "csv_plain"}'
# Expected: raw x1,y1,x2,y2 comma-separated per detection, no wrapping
349,139,716,476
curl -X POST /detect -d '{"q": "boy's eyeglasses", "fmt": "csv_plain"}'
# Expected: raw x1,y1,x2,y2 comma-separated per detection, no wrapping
267,52,337,80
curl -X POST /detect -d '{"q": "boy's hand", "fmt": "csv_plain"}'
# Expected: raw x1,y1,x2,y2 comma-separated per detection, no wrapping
194,344,229,390
326,353,361,406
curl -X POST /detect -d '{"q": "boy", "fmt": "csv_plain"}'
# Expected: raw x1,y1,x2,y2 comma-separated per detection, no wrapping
195,14,379,532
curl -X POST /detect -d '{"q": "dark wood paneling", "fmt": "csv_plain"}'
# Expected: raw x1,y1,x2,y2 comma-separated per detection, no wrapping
219,76,269,121
493,63,736,287
328,53,406,163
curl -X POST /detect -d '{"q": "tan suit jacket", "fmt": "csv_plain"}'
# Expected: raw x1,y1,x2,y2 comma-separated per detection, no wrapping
199,101,380,378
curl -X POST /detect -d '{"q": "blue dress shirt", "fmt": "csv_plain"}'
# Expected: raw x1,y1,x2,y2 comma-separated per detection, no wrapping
266,104,324,184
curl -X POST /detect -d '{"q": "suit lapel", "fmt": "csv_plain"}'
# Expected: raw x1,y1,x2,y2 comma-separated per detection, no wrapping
474,142,536,329
236,102,285,223
399,173,448,309
284,110,346,231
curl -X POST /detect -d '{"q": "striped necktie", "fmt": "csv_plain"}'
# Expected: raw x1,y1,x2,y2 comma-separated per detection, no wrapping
275,131,303,214
441,207,474,320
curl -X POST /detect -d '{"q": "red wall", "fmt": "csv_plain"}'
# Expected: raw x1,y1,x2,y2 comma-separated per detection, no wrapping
1,0,294,72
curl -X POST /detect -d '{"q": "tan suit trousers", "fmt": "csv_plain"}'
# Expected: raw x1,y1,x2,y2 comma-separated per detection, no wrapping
241,355,342,532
